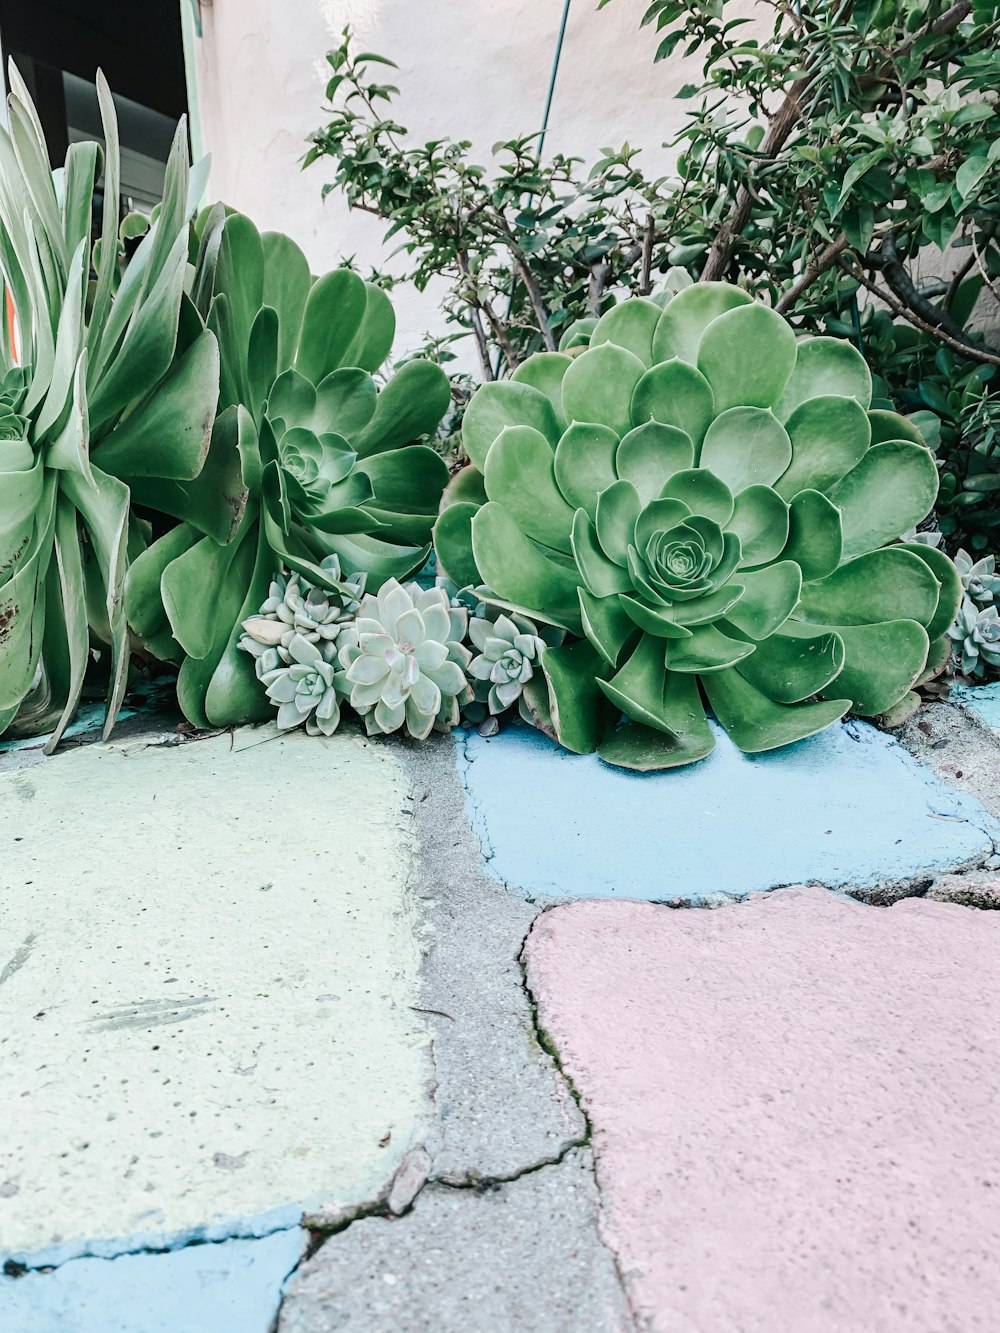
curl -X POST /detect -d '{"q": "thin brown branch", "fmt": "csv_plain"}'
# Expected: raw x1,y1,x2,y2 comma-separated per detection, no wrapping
775,235,850,314
870,231,989,348
943,244,980,311
970,231,1000,310
840,259,1000,367
455,249,495,380
639,213,655,295
509,251,558,352
700,0,973,282
588,259,610,315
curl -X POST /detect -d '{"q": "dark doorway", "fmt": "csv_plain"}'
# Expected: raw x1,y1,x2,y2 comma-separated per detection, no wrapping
0,0,187,209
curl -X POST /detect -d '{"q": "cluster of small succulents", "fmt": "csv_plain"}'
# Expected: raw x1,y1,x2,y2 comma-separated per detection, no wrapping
239,564,549,741
948,549,1000,679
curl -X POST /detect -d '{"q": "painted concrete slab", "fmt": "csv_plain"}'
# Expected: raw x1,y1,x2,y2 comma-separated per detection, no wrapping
0,730,431,1263
524,887,1000,1333
953,681,1000,730
458,721,998,902
279,1149,631,1333
1,1228,302,1333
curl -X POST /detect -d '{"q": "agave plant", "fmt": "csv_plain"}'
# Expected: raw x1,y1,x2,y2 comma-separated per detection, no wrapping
124,208,451,728
435,284,961,769
0,65,221,751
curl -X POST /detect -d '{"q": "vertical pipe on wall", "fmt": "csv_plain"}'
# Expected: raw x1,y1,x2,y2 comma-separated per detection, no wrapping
179,0,205,161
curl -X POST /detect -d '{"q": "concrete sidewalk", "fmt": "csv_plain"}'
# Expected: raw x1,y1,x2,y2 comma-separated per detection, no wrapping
1,695,999,1331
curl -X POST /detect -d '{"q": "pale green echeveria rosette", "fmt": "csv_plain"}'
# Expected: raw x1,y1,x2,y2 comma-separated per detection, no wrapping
124,207,452,732
239,554,365,667
338,578,472,740
435,283,961,770
467,611,546,717
0,68,221,751
256,632,347,737
954,548,1000,608
949,598,1000,678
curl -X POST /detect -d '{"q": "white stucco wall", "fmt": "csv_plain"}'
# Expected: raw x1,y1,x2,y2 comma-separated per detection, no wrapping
188,0,764,359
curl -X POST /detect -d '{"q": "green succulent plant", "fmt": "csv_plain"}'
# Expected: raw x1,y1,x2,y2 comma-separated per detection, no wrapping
955,548,1000,609
949,598,1000,678
435,284,961,770
124,207,452,729
468,611,546,717
241,555,364,662
338,578,471,739
0,67,221,751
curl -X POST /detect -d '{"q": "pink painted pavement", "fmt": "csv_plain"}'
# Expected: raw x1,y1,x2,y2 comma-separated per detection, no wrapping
524,887,1000,1332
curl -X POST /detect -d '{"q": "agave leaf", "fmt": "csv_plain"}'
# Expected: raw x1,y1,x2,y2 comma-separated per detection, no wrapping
88,229,187,433
572,510,633,597
868,409,925,446
597,714,716,771
204,524,276,727
310,368,378,441
43,496,90,753
897,543,961,641
247,306,279,422
702,668,850,753
729,485,789,569
124,521,201,661
441,463,487,510
61,141,100,263
0,474,56,715
815,619,929,716
659,467,733,525
723,561,801,639
579,587,642,665
665,623,756,673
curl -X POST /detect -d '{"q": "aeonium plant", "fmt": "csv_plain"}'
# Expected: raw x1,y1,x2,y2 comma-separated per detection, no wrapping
124,208,452,729
434,284,961,770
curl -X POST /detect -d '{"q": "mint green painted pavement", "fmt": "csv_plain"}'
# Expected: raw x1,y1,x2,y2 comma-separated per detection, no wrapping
0,730,431,1261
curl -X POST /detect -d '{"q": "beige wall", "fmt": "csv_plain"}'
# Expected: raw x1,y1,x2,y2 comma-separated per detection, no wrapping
188,0,762,360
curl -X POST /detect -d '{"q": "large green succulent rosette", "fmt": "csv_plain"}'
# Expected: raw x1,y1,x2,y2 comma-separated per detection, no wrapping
125,207,451,728
434,284,960,771
0,67,222,751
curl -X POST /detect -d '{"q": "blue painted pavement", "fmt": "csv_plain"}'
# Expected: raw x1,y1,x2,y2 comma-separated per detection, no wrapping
0,1227,302,1333
457,721,998,903
953,681,1000,730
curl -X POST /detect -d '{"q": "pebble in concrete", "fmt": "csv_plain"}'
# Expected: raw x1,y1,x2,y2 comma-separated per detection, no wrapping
0,730,432,1263
523,887,1000,1333
278,1149,631,1333
458,721,998,903
1,1229,302,1333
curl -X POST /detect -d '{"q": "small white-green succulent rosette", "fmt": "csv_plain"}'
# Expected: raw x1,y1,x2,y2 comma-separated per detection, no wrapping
468,612,546,716
338,579,472,739
434,282,962,770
